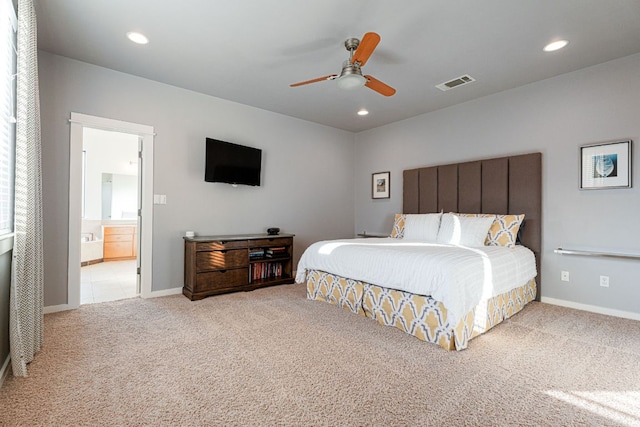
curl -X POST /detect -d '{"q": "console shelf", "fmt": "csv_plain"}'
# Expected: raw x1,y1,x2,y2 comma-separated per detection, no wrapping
183,233,294,301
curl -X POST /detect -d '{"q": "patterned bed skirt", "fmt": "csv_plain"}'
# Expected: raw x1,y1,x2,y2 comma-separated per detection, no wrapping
305,270,537,351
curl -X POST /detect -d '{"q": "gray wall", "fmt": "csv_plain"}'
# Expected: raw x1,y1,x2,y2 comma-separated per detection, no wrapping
39,49,640,318
355,53,640,317
39,52,356,306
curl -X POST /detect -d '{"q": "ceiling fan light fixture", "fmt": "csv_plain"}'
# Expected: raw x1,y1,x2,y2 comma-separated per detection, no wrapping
337,73,366,90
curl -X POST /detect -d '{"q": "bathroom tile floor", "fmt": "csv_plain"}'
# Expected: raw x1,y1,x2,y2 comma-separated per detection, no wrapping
81,260,138,304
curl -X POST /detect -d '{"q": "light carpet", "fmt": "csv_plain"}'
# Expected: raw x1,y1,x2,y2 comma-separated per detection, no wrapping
1,283,640,426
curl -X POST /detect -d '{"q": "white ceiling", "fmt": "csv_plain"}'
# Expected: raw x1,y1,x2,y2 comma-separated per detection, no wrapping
34,0,640,132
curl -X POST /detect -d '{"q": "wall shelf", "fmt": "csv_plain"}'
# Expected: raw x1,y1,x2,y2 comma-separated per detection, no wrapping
554,247,640,261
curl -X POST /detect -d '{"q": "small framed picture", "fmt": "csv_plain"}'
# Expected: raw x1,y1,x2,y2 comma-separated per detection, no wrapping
580,140,632,190
372,171,390,199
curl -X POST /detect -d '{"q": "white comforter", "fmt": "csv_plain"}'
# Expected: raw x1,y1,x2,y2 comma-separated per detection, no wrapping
296,238,537,326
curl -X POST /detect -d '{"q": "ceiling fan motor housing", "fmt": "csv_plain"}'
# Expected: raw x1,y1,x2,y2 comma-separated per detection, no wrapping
344,37,360,52
340,60,364,78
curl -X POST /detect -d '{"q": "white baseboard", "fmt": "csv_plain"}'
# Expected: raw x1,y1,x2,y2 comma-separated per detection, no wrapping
0,354,10,388
148,287,182,298
541,297,640,321
44,304,72,314
42,288,182,313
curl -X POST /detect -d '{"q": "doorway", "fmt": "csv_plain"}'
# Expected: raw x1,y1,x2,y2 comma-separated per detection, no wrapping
80,128,139,304
68,113,154,309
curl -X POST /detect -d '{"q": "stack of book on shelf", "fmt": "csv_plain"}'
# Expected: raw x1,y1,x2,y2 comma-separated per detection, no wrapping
265,246,287,258
249,248,265,260
250,262,283,280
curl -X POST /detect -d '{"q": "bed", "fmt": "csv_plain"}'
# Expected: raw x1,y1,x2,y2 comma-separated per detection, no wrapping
296,153,542,350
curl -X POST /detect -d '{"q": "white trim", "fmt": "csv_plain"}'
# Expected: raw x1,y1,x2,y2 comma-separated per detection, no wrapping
69,113,154,308
149,287,183,298
541,297,640,321
68,120,82,308
68,119,156,136
0,353,10,388
43,304,72,314
44,288,181,312
138,130,154,299
68,113,154,137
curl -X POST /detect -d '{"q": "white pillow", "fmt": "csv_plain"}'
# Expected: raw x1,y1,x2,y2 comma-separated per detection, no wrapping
436,213,495,247
402,213,442,242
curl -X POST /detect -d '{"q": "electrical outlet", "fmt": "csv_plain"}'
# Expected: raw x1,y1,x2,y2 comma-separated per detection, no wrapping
561,271,570,282
600,275,610,287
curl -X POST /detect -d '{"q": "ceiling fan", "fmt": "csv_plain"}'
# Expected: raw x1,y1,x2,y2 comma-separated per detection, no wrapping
290,32,396,97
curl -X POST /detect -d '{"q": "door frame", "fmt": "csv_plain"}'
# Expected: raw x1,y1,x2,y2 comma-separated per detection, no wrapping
68,112,154,308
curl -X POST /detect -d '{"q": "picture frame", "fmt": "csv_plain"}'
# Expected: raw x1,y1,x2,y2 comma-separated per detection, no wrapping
372,171,390,199
580,140,632,190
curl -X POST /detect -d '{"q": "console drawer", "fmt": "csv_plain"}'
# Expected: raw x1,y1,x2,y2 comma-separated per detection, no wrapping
195,268,249,292
196,249,247,272
250,237,292,248
196,240,248,251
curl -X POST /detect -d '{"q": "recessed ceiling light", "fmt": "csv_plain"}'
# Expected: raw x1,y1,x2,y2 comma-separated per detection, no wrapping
543,39,568,52
357,109,369,116
126,31,149,45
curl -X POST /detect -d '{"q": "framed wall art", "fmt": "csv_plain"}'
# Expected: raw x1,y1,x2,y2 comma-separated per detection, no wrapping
372,171,390,199
580,140,632,190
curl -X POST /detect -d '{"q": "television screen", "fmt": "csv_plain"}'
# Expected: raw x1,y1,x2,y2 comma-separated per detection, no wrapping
205,138,262,186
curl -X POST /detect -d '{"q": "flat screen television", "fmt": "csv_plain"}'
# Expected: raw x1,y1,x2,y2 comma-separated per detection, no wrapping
205,138,262,186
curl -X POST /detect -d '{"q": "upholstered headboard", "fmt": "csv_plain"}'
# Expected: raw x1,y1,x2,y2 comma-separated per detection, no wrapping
403,152,542,300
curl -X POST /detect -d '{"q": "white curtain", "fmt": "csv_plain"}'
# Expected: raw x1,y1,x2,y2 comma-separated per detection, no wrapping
9,0,44,377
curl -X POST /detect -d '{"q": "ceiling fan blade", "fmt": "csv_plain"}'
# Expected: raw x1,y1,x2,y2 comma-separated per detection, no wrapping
290,74,338,87
364,75,396,97
352,32,380,66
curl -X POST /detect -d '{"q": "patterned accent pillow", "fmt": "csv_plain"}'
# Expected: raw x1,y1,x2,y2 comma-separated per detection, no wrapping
455,213,525,247
390,214,406,238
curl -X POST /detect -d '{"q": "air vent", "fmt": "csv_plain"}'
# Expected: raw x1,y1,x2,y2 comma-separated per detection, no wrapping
435,74,476,91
